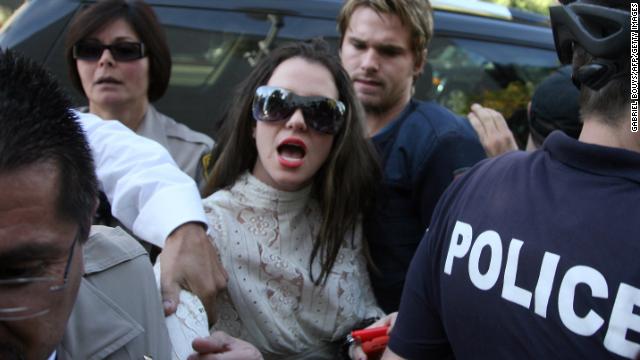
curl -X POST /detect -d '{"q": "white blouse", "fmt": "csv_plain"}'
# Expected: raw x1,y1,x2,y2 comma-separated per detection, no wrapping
202,172,383,359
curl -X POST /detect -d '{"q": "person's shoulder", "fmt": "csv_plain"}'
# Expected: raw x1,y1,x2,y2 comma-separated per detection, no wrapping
457,150,537,189
399,100,484,165
150,106,214,148
410,99,476,137
83,225,148,275
425,151,531,231
202,186,235,217
202,182,234,201
412,99,456,118
201,175,256,225
64,226,171,360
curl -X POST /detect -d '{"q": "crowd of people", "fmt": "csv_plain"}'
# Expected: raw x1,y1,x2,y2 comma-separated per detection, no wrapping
0,0,637,359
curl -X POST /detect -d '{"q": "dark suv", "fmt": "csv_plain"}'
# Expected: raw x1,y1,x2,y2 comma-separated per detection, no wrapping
0,0,559,145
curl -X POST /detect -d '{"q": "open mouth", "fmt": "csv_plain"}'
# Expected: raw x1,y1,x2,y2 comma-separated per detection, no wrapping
278,143,306,159
277,138,307,168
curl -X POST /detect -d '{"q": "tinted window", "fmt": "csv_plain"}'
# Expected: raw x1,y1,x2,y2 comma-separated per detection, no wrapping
153,7,337,138
33,3,559,146
417,37,560,147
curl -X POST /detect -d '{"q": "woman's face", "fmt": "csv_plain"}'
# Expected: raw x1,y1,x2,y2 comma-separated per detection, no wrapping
76,18,150,109
252,57,338,192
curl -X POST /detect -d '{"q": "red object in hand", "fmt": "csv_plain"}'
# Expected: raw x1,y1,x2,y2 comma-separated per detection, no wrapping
350,326,389,356
351,326,388,342
361,335,389,354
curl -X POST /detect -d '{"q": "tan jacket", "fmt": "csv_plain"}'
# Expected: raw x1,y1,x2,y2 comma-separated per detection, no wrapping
57,226,172,360
79,105,214,189
137,105,213,189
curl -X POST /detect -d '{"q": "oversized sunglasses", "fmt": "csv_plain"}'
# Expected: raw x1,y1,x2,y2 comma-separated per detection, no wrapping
73,41,146,62
252,86,346,135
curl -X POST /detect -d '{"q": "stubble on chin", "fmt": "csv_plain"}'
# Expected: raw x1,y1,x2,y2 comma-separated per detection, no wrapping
356,89,391,117
362,102,388,116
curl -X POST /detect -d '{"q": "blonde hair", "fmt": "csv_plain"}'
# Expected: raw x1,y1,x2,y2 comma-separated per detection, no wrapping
337,0,434,65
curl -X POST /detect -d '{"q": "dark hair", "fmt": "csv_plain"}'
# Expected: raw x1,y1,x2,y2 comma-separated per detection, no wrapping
0,49,98,243
528,65,582,146
64,0,171,102
204,39,379,285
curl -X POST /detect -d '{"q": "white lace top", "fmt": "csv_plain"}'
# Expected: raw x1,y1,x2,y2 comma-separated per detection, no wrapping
203,172,384,359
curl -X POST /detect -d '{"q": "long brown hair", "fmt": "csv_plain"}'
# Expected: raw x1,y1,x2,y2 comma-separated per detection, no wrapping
203,39,379,285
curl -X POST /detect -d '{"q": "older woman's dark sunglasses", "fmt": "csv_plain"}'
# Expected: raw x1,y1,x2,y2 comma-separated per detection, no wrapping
252,86,346,135
73,41,146,62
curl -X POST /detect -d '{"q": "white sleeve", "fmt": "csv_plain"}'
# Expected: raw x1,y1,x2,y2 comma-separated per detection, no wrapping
75,110,208,248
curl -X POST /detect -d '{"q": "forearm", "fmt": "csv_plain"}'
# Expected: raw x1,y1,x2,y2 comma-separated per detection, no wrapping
77,110,207,247
131,180,207,247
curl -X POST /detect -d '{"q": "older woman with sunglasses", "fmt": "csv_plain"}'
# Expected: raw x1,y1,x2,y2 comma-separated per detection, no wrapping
64,0,213,189
160,39,393,360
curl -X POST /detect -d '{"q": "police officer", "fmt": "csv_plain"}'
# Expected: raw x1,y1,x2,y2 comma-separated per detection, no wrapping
384,0,638,358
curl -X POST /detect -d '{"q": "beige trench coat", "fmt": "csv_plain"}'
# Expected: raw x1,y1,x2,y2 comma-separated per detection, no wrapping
57,226,172,360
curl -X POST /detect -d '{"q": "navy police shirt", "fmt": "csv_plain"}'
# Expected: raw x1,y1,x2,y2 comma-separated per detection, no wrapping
389,132,640,359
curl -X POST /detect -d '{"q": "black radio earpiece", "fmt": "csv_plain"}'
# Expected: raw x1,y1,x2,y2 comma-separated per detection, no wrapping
573,59,620,90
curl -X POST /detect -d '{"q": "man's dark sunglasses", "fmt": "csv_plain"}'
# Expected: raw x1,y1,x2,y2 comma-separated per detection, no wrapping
73,41,146,62
252,86,346,135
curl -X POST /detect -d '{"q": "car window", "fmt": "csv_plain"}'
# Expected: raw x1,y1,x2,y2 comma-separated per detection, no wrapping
28,2,559,146
417,37,560,147
153,7,269,136
152,6,337,138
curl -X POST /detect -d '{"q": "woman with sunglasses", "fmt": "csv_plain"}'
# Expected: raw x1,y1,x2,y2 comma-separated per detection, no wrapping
64,0,213,189
162,39,390,359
